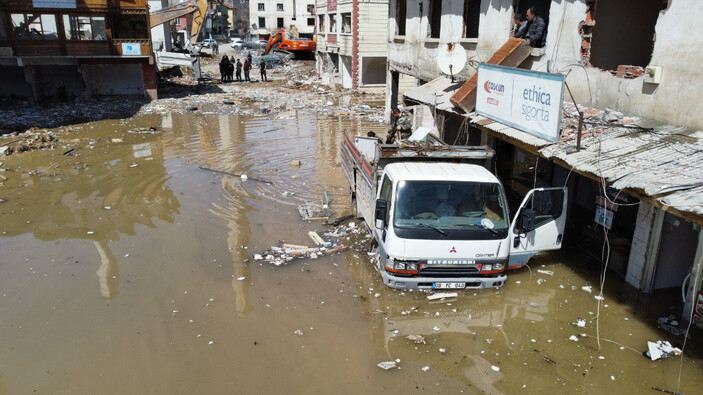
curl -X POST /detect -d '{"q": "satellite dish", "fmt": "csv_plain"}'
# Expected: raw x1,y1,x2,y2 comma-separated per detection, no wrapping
437,43,467,82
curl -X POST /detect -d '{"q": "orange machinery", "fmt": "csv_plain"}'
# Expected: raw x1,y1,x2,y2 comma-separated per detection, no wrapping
263,28,316,56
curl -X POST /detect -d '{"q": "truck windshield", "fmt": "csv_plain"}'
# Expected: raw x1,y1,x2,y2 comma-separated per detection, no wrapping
394,181,508,231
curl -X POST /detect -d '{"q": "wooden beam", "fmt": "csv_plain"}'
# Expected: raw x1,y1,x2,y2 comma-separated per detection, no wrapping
450,38,532,113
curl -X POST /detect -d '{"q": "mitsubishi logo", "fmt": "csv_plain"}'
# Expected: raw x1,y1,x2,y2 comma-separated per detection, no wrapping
449,247,457,253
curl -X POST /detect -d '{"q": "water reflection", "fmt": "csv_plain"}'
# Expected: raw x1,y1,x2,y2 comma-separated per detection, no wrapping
0,124,180,301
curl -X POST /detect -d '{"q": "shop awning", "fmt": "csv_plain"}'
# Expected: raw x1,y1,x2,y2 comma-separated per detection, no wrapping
403,77,465,114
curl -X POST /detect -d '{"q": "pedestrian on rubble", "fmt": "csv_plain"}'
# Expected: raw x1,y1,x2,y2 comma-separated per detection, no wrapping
512,13,528,39
235,59,243,81
219,55,230,83
226,60,234,82
243,58,252,82
524,7,546,48
259,59,267,82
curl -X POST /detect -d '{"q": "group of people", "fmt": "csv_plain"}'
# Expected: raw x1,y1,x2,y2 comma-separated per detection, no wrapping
512,7,546,48
219,53,267,83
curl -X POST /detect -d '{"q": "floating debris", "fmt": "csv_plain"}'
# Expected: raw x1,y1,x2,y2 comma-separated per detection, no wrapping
254,243,347,266
406,334,425,344
377,361,397,370
645,340,682,361
427,292,458,301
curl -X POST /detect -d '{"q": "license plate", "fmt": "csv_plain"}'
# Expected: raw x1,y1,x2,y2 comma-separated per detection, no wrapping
432,282,466,289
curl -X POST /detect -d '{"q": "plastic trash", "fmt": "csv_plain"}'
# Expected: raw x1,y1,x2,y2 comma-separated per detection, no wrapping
645,340,682,360
377,361,397,370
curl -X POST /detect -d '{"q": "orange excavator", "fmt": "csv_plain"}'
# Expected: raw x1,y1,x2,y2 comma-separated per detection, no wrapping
263,28,315,57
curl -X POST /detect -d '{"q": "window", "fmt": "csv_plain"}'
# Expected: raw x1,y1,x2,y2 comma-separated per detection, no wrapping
329,13,337,33
318,15,325,32
63,15,107,41
114,14,148,39
277,3,284,11
175,18,181,26
277,17,284,28
379,175,393,227
258,16,266,28
258,3,265,11
361,57,386,85
307,4,315,14
307,17,315,26
396,0,406,36
428,0,441,39
588,0,666,71
462,0,480,38
12,13,58,40
341,13,351,34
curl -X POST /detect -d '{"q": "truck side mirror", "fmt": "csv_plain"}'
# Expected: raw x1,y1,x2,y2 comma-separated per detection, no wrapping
519,209,536,233
374,199,388,229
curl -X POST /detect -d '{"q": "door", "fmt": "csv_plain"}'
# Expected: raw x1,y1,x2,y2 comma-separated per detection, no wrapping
508,187,567,268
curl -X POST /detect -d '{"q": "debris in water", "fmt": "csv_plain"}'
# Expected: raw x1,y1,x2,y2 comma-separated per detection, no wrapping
237,276,246,281
569,335,579,342
573,318,586,328
657,315,686,336
581,285,593,293
129,163,138,168
377,361,397,370
293,329,304,336
594,295,604,301
240,174,248,180
536,278,544,285
433,326,440,331
439,348,446,354
427,292,458,300
645,340,682,361
491,365,500,372
406,334,425,344
422,366,430,372
537,269,553,276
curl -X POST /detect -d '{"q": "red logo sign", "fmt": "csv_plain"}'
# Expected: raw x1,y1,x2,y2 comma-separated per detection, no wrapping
450,247,457,253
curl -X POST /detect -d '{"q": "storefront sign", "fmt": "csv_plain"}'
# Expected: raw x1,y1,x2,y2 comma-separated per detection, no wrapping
33,0,76,8
595,205,614,229
121,43,142,56
476,64,564,142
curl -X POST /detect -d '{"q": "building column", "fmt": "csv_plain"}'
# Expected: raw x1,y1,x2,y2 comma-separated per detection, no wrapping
142,61,158,100
625,202,664,293
23,65,43,103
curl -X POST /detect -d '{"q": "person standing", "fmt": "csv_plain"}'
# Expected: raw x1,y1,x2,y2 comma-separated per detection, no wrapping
226,58,234,82
235,58,242,82
219,55,230,83
524,7,546,47
259,59,267,82
243,58,252,82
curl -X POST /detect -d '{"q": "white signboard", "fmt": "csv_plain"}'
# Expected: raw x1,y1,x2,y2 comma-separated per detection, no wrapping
122,43,142,56
595,205,614,229
476,64,565,142
33,0,76,8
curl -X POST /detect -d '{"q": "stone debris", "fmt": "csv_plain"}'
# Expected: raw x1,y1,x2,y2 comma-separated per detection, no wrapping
645,340,682,361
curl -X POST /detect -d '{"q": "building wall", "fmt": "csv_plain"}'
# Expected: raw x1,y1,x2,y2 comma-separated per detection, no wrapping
250,0,317,37
387,0,703,131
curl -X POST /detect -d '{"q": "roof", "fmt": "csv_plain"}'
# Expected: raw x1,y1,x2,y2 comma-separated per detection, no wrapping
384,162,499,184
403,80,703,223
403,77,465,113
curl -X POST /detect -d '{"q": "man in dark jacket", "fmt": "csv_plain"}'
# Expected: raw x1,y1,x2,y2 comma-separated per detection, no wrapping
235,59,243,81
243,59,252,82
524,7,546,48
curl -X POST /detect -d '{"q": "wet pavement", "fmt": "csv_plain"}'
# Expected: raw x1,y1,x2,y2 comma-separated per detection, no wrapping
1,108,702,394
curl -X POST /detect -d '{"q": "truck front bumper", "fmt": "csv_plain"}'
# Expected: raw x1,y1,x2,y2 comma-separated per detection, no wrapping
380,270,507,290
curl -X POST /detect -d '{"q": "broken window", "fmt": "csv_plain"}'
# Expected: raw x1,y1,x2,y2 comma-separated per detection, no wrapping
277,3,284,12
587,0,667,72
341,13,351,34
63,15,107,41
428,0,442,39
462,0,480,38
307,4,315,14
396,0,406,36
12,13,58,40
361,57,386,85
114,14,148,39
258,3,265,11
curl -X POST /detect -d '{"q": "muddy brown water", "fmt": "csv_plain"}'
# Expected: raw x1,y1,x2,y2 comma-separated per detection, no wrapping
0,111,701,394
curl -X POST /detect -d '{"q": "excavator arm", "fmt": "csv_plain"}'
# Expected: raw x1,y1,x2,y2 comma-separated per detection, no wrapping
148,0,208,42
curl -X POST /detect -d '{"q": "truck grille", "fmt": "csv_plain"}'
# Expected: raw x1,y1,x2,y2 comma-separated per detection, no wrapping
419,267,481,277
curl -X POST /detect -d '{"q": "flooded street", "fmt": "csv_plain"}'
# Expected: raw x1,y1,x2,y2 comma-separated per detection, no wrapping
1,109,702,394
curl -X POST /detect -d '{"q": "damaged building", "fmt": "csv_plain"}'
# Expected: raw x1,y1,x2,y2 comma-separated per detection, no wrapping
314,0,388,91
0,0,157,101
386,0,703,326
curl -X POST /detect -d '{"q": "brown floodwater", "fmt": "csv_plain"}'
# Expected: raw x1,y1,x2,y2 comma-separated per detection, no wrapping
0,110,701,394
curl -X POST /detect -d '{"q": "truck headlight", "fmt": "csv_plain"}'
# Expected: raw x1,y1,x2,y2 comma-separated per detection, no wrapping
394,262,406,270
493,263,504,271
482,264,493,271
406,263,418,271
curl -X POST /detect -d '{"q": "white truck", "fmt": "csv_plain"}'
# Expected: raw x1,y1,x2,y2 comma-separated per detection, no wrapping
341,132,567,290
